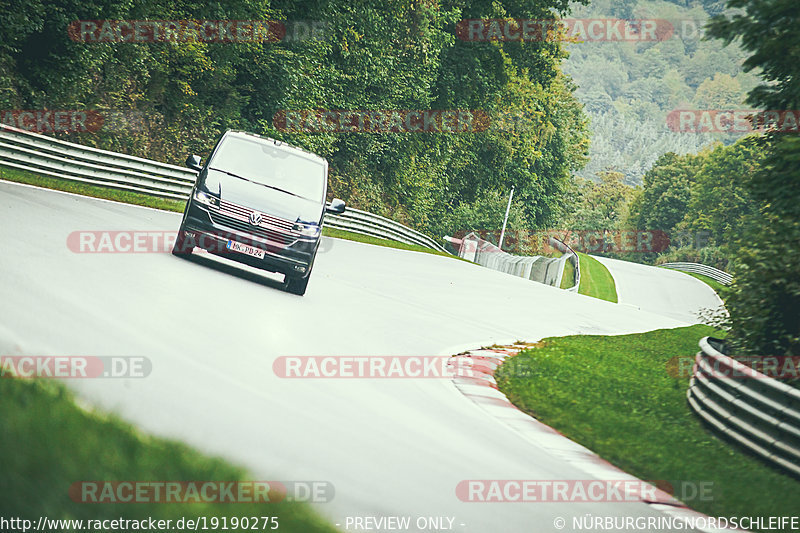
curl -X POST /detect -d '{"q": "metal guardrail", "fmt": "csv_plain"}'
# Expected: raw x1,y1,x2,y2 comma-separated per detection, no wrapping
327,206,449,253
0,123,450,254
0,123,194,200
444,232,570,288
660,262,732,285
687,337,800,477
548,237,580,292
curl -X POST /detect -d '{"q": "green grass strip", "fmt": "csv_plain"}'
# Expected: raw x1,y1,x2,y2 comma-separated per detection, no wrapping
559,256,576,290
495,325,800,524
321,227,464,260
0,378,338,530
577,252,617,302
0,165,186,212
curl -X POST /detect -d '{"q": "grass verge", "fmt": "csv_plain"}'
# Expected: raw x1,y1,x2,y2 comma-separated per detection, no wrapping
0,165,456,261
0,165,186,212
0,377,337,531
559,256,576,290
577,252,617,302
495,325,800,524
321,227,462,260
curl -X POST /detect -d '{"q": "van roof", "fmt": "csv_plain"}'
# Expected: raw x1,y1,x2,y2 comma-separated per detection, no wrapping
224,130,327,165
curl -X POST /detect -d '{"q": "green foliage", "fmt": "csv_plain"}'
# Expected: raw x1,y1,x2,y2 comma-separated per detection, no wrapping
604,136,762,267
653,244,730,270
629,151,701,232
0,0,590,242
0,378,337,531
723,136,800,356
576,252,617,302
694,73,742,108
706,0,800,356
562,170,635,230
436,188,529,244
706,0,800,112
679,135,763,254
563,0,761,184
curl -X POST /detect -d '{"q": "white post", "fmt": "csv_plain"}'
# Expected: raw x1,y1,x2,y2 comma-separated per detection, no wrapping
498,187,514,250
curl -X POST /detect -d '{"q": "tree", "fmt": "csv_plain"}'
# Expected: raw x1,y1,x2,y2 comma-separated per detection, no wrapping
707,0,800,355
628,151,700,232
563,171,634,231
693,73,743,108
679,135,763,254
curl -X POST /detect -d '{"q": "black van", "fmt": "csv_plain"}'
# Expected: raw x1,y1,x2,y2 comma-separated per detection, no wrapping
173,130,345,295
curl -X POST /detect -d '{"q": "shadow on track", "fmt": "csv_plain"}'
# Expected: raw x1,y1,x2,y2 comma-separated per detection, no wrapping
173,251,288,292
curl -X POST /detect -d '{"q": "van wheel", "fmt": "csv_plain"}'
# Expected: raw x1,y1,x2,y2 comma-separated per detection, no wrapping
286,274,310,296
172,228,193,256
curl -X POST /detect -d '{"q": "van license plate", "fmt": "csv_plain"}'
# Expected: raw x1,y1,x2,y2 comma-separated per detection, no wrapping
226,240,265,259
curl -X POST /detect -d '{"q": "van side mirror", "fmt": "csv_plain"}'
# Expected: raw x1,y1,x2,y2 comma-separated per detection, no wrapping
326,198,346,215
186,154,202,172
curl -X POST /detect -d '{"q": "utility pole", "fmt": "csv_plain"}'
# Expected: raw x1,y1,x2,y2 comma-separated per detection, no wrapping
498,186,514,250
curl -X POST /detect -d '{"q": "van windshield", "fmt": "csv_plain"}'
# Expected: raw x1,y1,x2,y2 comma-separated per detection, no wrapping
210,136,325,202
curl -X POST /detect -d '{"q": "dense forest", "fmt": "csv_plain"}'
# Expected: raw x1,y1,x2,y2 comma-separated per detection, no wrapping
563,0,760,185
0,0,590,239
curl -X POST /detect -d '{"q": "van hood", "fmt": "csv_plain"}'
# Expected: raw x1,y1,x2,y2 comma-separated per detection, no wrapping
202,168,324,224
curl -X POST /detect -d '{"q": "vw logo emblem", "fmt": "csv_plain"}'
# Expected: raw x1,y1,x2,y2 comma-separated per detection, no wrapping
249,211,262,225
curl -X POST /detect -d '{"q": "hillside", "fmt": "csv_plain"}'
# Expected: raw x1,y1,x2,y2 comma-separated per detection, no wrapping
563,0,760,185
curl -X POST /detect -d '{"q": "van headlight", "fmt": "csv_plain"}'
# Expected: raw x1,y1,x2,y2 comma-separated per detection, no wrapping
292,222,320,237
193,189,219,207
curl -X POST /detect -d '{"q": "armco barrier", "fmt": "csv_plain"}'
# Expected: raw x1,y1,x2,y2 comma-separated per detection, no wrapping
0,123,449,253
549,236,580,292
687,337,800,477
0,123,194,200
661,262,732,285
444,231,573,288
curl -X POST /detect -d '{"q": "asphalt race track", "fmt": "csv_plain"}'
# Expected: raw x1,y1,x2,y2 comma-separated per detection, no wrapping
1,180,723,532
593,255,723,323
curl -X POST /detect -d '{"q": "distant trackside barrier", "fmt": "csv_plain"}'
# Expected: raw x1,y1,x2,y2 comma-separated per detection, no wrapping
660,262,732,285
444,231,577,289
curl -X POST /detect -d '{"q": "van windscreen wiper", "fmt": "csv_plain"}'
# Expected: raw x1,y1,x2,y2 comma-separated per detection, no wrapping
208,167,303,198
